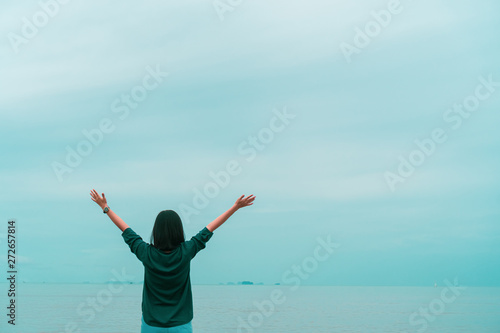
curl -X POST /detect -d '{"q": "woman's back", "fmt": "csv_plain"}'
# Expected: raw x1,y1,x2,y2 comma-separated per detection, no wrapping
122,227,214,327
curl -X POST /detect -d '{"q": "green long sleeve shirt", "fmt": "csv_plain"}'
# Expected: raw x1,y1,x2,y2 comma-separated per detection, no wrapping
121,226,213,327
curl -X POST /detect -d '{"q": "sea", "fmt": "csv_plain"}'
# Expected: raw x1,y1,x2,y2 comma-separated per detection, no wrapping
1,284,499,333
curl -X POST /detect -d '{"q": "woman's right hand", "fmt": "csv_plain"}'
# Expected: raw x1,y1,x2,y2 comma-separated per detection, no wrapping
234,195,256,209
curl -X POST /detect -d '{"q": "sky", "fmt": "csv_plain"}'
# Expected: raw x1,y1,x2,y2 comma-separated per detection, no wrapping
0,0,499,287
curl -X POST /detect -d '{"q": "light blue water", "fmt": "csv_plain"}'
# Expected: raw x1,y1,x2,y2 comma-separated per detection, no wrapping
0,284,499,332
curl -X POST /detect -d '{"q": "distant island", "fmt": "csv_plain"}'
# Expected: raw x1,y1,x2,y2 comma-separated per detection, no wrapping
218,281,280,286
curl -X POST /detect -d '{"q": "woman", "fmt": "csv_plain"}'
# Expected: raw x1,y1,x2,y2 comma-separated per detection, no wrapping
90,189,256,333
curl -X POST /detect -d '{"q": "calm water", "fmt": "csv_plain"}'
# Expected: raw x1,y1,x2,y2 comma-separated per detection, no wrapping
1,284,499,332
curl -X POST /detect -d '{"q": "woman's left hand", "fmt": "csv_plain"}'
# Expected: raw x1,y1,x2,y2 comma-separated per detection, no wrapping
90,189,107,209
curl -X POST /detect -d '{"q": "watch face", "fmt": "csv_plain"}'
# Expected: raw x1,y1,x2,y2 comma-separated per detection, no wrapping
104,207,109,213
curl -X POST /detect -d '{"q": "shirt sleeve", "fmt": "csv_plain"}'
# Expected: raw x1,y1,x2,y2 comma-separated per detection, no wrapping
122,227,149,264
184,227,214,259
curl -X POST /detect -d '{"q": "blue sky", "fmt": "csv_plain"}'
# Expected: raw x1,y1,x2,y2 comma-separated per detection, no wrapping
0,0,499,286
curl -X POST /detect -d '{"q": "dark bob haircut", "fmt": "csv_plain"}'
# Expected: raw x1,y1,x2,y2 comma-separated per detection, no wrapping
150,210,185,252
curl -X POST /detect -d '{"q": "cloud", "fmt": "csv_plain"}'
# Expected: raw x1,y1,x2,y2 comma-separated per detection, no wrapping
0,0,499,285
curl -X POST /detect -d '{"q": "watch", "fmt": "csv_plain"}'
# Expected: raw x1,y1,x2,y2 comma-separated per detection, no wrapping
103,206,110,214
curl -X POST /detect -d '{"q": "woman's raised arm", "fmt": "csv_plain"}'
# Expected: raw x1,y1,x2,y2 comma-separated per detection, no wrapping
206,195,255,232
90,189,130,232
